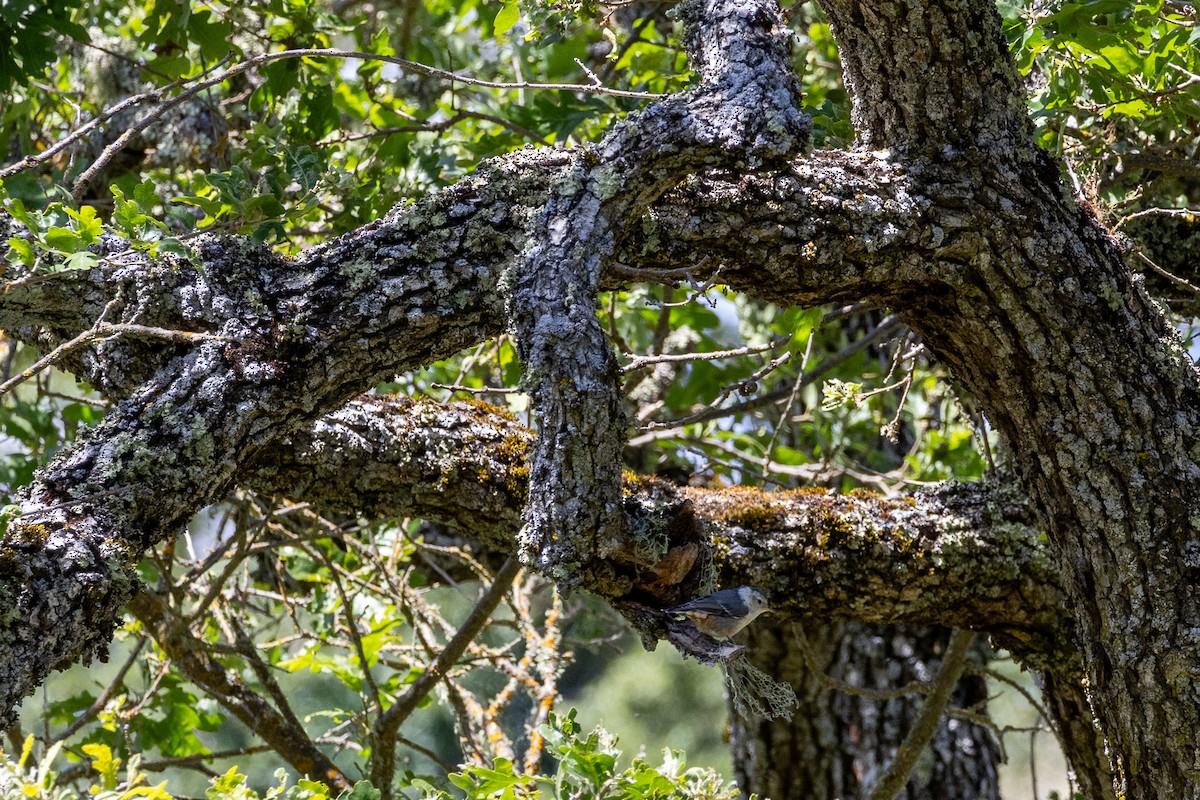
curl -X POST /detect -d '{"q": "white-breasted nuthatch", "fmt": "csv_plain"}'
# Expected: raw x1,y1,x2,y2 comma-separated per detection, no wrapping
665,586,772,639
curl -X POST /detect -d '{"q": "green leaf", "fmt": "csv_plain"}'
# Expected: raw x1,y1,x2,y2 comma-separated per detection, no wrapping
338,781,382,800
0,0,88,91
208,766,248,798
43,225,84,253
188,8,235,61
63,251,99,271
1105,98,1150,118
64,205,102,244
82,742,120,790
494,0,520,35
7,237,34,266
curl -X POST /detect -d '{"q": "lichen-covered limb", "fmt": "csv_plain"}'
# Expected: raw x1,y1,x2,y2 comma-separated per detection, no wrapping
244,396,1067,666
617,151,932,304
1,150,908,386
0,150,570,396
507,0,809,585
248,396,1107,788
0,150,567,721
243,396,531,552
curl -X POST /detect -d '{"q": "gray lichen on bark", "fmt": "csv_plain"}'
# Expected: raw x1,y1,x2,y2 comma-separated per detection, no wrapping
507,0,809,587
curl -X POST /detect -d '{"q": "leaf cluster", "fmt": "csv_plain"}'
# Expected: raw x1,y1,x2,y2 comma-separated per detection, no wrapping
1003,0,1200,205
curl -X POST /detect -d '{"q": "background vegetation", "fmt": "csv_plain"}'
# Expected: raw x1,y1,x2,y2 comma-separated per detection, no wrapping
1,0,1196,796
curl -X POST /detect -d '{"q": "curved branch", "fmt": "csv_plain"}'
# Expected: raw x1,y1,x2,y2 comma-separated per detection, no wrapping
506,0,808,585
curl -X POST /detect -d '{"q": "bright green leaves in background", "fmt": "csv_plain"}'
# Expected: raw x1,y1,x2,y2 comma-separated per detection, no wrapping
415,711,742,800
0,0,692,262
1005,0,1199,123
3,714,742,800
1001,0,1200,202
0,0,89,92
3,193,104,271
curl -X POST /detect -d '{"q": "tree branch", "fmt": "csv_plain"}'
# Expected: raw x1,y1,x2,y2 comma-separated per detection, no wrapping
127,592,353,793
368,557,520,795
866,628,976,800
242,396,1069,667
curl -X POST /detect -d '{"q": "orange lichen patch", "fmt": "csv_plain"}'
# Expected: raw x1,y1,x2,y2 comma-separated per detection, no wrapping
461,396,517,422
620,471,682,500
682,485,793,532
501,462,530,504
493,427,533,464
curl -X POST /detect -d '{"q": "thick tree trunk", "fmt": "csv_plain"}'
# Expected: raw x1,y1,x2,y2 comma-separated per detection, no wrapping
816,0,1200,794
730,621,999,800
905,160,1200,799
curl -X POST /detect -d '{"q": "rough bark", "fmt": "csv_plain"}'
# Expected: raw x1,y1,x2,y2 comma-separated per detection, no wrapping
817,1,1200,795
506,0,807,588
821,0,1031,156
907,160,1200,800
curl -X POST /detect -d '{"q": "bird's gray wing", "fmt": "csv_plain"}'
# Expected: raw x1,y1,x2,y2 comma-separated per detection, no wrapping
667,591,739,616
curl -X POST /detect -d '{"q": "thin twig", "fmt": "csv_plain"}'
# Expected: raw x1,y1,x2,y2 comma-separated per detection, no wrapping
867,628,976,800
0,55,233,180
792,624,932,701
639,351,793,431
370,557,521,788
628,315,902,442
52,638,146,741
70,47,664,201
761,326,817,479
320,546,384,716
397,734,457,774
1134,250,1200,295
432,382,519,394
0,321,228,400
608,263,700,282
1117,206,1199,227
322,109,552,147
974,665,1059,740
621,336,790,371
55,745,273,785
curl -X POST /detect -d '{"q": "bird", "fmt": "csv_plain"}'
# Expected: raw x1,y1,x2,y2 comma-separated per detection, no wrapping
665,586,772,639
